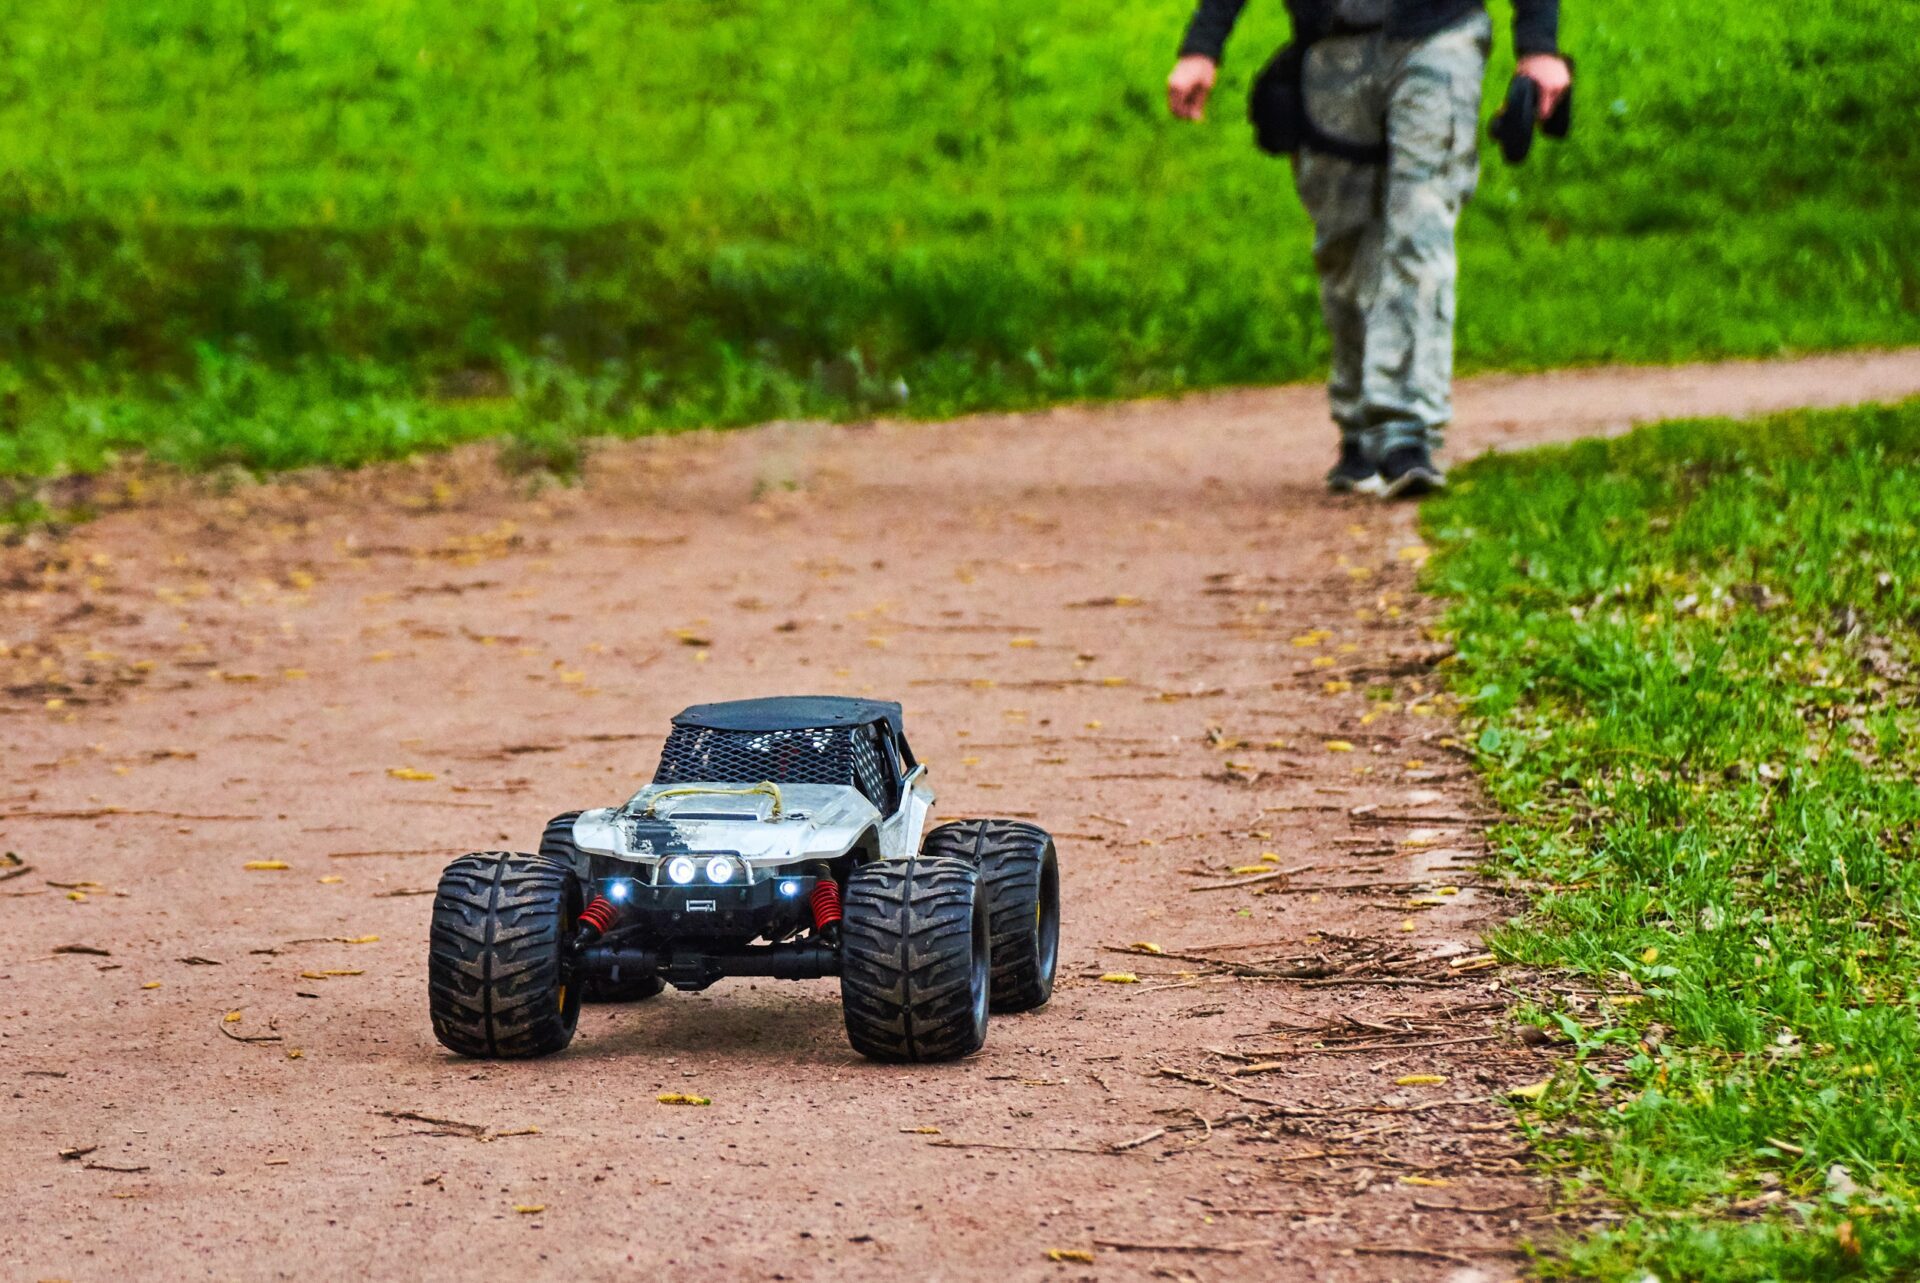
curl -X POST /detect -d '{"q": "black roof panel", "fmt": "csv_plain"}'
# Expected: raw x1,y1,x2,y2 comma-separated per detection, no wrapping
672,696,904,737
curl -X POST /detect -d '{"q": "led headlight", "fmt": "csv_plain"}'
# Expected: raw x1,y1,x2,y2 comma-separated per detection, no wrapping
705,856,737,884
777,879,801,898
608,880,631,902
666,856,696,885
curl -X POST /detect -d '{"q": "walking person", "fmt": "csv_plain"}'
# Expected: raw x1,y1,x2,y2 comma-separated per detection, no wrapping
1168,0,1570,497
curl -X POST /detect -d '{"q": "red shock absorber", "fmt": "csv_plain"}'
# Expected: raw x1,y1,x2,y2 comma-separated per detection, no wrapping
810,878,843,931
578,896,619,937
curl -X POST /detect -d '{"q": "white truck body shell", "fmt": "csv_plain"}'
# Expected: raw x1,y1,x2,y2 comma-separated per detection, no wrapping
569,767,935,882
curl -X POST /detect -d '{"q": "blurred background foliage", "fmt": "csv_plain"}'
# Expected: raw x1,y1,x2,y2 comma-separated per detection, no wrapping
0,0,1915,482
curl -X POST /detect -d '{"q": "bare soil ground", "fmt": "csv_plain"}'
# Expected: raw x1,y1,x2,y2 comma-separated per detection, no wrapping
5,351,1919,1283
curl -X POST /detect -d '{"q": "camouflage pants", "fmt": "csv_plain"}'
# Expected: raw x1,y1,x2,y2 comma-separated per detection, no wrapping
1293,11,1490,456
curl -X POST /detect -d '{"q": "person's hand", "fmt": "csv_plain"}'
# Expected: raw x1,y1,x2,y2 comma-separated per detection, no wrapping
1167,55,1217,122
1516,53,1571,120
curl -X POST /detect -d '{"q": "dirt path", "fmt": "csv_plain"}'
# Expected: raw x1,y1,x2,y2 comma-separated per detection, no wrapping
5,350,1918,1283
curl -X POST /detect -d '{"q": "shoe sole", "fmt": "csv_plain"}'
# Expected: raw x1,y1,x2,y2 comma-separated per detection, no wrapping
1326,473,1381,495
1380,468,1444,500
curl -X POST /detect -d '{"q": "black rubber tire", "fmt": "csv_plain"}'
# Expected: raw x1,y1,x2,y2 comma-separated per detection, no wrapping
922,820,1061,1013
538,811,592,881
839,855,990,1062
539,811,665,1003
428,852,583,1058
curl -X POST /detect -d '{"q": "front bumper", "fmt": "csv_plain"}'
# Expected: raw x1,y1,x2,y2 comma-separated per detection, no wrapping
598,872,818,940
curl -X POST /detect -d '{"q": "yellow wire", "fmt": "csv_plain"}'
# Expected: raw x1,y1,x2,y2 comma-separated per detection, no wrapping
645,780,784,819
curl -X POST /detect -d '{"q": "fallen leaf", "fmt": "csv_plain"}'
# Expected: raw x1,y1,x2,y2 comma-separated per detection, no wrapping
1099,972,1139,984
141,981,161,990
285,1048,304,1060
387,767,437,782
657,1093,711,1106
1509,1080,1551,1101
318,876,343,885
244,860,290,871
1400,1175,1452,1187
1395,1075,1447,1086
1399,919,1416,932
225,1011,243,1023
900,1126,941,1135
338,934,380,944
1009,638,1037,648
1046,1249,1095,1263
514,1204,546,1215
1130,942,1164,955
1325,741,1354,753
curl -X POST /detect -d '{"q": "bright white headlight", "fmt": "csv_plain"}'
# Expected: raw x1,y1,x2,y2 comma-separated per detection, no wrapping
608,881,631,902
705,856,736,884
666,856,696,885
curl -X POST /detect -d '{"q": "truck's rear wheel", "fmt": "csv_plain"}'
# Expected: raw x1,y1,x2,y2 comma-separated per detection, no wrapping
540,811,664,1002
922,820,1060,1012
839,855,989,1062
429,852,583,1058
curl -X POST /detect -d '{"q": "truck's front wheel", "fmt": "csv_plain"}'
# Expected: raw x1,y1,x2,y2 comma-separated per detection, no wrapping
428,852,583,1058
839,855,989,1062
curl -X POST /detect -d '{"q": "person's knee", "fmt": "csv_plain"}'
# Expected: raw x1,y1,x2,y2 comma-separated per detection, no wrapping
1382,188,1458,263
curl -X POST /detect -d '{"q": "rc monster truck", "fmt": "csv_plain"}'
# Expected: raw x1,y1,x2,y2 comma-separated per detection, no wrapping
428,697,1061,1063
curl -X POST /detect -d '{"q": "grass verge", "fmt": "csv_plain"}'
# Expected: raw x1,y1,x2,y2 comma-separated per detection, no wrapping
1424,400,1920,1279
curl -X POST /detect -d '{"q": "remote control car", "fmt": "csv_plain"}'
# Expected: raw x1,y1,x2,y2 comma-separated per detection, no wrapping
428,696,1061,1063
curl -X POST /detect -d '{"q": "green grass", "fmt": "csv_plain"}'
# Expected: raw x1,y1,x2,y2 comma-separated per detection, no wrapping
1,0,1918,487
1424,400,1920,1279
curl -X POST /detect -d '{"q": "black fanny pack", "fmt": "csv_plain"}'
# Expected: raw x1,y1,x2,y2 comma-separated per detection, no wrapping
1248,40,1390,165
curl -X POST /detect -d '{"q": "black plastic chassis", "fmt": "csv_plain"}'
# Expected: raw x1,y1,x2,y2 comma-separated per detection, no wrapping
575,872,840,992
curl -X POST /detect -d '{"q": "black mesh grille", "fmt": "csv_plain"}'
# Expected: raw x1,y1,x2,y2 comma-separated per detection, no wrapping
850,725,893,811
654,725,855,787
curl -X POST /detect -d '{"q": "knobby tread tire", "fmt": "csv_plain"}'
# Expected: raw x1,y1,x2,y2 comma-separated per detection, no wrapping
538,811,592,881
539,811,664,1003
428,852,583,1058
839,855,988,1062
922,819,1060,1012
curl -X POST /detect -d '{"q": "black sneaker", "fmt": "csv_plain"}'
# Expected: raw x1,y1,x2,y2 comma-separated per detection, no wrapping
1378,445,1446,499
1325,440,1379,494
